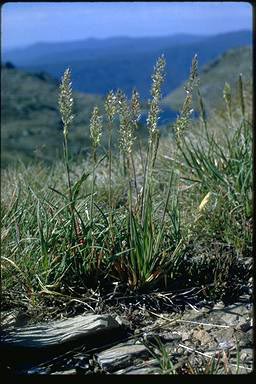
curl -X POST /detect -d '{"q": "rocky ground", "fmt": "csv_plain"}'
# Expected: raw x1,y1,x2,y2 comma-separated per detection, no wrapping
1,291,253,375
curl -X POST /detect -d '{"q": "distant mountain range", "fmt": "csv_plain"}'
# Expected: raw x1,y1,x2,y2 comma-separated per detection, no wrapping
162,46,252,112
1,31,252,167
3,30,252,99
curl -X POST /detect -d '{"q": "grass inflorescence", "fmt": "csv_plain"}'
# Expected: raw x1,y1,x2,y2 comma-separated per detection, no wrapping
1,54,252,312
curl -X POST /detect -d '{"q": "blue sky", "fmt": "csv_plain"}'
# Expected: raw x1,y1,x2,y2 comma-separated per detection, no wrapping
1,2,252,49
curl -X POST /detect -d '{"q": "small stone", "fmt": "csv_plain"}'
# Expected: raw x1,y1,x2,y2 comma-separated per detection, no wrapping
237,329,253,347
213,302,225,310
160,332,182,343
125,367,158,375
89,359,94,366
239,322,252,332
244,258,253,269
27,367,51,375
192,329,212,346
238,294,251,303
181,332,190,342
51,369,76,375
218,340,234,349
75,363,90,371
115,315,129,327
240,352,247,361
239,348,253,361
96,342,149,372
114,365,159,375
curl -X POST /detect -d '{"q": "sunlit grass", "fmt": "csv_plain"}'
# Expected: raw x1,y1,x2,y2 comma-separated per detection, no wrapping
1,55,252,307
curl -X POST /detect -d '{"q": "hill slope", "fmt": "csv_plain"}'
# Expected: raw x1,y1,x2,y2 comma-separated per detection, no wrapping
162,46,252,112
1,64,102,167
3,31,252,99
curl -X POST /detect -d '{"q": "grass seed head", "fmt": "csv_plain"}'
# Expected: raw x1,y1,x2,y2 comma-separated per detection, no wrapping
117,91,135,155
58,68,74,138
105,90,117,122
198,192,212,212
147,55,166,143
175,54,199,143
90,106,103,149
131,88,141,125
186,54,199,92
150,54,166,100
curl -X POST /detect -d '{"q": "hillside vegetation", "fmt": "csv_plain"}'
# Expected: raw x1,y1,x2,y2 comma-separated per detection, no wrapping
162,46,252,112
3,30,252,98
1,64,102,167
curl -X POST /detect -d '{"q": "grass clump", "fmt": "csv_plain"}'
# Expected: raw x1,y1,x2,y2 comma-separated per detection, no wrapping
1,53,252,310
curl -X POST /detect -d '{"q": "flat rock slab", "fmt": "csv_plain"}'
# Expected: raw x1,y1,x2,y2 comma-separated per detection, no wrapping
210,303,252,326
51,369,77,375
114,358,160,375
0,314,126,368
96,341,150,372
1,314,121,348
115,367,159,375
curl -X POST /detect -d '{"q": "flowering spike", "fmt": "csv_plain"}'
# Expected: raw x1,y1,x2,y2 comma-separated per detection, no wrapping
59,68,74,138
105,90,117,121
90,106,102,149
147,55,166,143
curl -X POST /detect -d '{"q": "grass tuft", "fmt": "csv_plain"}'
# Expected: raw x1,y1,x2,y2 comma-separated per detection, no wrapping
1,54,252,308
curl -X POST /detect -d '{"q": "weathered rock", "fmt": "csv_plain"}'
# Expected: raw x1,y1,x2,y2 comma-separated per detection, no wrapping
239,321,252,332
26,366,51,375
51,369,77,375
236,329,253,348
1,314,122,349
116,366,159,374
211,328,234,348
1,297,253,375
0,314,126,370
158,331,182,343
217,339,235,349
209,303,252,326
1,310,30,329
241,257,253,269
238,348,253,361
1,311,18,328
179,307,211,322
114,358,160,375
115,315,130,327
192,328,212,346
96,341,150,372
213,302,225,310
179,330,189,341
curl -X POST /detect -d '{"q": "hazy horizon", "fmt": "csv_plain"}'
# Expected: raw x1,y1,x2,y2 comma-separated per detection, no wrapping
3,28,252,52
1,2,252,50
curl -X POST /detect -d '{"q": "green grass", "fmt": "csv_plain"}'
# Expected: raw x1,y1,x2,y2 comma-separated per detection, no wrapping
1,55,252,310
